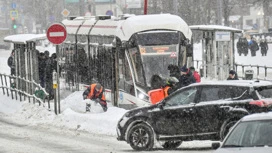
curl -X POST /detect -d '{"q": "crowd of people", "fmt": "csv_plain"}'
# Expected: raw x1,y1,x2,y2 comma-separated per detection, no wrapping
148,64,201,104
237,37,269,57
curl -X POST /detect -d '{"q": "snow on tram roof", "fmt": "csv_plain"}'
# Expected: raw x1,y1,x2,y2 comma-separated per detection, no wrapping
64,14,192,42
189,25,242,33
4,34,46,44
118,14,192,41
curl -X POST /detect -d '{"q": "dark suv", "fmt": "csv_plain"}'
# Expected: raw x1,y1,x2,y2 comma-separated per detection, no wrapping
116,80,272,151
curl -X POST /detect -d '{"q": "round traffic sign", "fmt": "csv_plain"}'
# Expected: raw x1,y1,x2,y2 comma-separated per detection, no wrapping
46,23,67,45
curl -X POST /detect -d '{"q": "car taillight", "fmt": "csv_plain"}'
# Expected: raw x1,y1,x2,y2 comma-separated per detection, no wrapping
250,100,272,107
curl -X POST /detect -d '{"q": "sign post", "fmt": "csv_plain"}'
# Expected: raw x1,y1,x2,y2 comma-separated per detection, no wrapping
46,23,67,114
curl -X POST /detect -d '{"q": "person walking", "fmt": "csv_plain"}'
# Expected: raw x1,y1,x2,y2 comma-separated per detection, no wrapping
259,39,268,56
248,37,259,57
38,52,46,87
45,53,57,100
7,50,15,76
83,83,107,112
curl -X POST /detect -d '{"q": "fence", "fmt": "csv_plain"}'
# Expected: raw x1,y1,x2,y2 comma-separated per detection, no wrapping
0,73,50,109
193,59,272,81
235,63,272,81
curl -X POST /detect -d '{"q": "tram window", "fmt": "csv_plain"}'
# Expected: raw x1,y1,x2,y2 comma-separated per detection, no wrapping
128,47,145,85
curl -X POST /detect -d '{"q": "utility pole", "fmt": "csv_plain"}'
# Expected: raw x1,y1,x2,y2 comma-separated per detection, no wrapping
144,0,148,15
79,0,85,16
217,0,222,25
173,0,178,15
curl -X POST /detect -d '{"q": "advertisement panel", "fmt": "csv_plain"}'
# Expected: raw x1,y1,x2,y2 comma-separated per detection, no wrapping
126,0,141,8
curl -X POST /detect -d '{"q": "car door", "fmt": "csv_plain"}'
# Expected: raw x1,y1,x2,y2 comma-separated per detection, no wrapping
194,85,231,135
151,86,199,136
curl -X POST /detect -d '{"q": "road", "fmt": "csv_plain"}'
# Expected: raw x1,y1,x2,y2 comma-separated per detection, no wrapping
0,116,214,153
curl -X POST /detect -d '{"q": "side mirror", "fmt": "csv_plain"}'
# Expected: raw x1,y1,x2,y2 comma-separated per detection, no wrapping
212,142,221,150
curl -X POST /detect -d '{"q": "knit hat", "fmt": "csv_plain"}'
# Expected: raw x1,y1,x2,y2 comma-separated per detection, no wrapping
95,83,102,90
180,65,188,72
229,70,236,75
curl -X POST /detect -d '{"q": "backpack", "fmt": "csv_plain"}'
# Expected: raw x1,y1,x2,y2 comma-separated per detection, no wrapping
148,88,165,105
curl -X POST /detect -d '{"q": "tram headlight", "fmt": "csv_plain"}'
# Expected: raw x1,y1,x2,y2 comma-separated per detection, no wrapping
137,92,149,102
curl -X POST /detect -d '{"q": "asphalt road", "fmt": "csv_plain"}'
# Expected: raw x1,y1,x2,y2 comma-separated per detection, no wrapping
0,116,215,153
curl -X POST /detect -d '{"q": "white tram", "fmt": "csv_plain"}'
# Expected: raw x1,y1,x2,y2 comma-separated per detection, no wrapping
61,14,192,109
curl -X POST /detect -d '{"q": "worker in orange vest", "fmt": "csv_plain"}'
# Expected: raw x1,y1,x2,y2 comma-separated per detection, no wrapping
148,76,179,105
163,77,179,97
83,83,107,112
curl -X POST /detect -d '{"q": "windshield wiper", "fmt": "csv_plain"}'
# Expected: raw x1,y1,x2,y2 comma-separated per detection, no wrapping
223,145,244,148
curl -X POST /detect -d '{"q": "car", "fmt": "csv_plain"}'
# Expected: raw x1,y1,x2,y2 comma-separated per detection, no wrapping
212,112,272,153
116,80,272,151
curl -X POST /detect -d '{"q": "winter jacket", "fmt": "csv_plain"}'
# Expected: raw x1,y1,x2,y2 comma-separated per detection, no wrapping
83,84,106,103
249,40,259,52
178,71,196,88
260,41,268,51
193,71,201,83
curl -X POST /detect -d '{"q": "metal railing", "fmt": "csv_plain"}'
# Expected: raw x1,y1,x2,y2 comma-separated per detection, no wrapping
0,73,50,109
235,63,272,81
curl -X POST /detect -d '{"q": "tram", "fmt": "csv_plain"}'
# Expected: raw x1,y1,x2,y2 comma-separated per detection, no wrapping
61,14,192,109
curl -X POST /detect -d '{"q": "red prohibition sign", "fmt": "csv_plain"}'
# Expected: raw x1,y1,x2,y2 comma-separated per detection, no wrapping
46,23,67,45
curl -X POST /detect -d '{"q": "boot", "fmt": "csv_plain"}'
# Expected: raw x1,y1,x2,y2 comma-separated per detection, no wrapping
86,103,91,112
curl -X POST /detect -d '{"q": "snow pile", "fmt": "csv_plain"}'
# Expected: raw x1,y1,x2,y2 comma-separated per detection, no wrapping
0,90,128,136
0,93,22,114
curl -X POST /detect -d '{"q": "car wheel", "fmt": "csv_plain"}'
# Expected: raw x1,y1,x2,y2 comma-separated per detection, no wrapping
220,120,237,141
162,140,182,149
127,123,154,151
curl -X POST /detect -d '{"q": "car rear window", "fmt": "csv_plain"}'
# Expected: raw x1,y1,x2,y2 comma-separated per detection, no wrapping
223,120,272,147
255,87,272,99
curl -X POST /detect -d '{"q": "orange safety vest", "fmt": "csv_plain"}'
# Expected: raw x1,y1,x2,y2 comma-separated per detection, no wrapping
148,86,171,105
163,86,170,97
87,84,106,101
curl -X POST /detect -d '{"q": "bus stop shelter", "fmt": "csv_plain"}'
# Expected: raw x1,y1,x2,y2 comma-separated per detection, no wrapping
4,34,49,105
190,25,242,80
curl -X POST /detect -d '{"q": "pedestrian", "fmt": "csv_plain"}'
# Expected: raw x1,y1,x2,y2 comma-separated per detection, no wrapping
148,74,166,104
7,49,15,76
38,52,46,87
164,77,179,96
237,38,243,56
177,65,196,88
189,66,201,83
168,64,180,79
259,39,268,56
248,37,259,57
83,83,107,112
227,70,239,80
237,37,249,56
45,53,57,100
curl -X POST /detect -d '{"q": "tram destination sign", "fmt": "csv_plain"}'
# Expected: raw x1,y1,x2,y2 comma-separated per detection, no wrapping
46,23,67,45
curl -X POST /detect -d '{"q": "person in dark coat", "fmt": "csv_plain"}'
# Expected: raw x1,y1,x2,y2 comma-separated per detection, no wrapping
168,64,180,79
259,39,268,56
227,70,239,80
45,53,58,99
150,74,164,90
237,37,249,56
178,65,196,88
7,50,15,76
248,37,259,57
38,52,46,87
